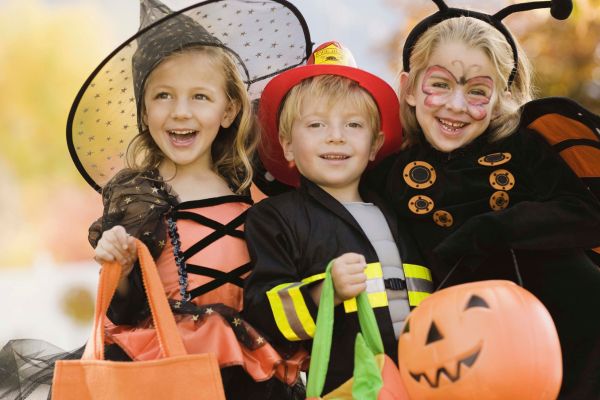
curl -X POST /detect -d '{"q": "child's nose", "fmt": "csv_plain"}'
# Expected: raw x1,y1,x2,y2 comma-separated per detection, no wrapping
171,99,192,119
326,125,345,143
445,89,468,113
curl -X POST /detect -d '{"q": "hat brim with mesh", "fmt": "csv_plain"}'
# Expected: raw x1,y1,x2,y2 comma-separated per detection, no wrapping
258,64,403,187
67,0,312,192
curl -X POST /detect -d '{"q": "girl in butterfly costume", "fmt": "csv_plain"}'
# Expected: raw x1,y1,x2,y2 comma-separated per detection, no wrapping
367,1,600,398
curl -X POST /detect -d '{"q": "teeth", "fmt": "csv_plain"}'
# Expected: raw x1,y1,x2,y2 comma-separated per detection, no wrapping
321,154,348,160
438,119,467,129
168,130,196,135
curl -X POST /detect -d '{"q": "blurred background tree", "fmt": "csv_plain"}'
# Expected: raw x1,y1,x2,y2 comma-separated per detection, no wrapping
0,0,108,266
383,0,600,113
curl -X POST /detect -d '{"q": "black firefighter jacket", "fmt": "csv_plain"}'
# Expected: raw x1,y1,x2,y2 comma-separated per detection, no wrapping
243,177,430,393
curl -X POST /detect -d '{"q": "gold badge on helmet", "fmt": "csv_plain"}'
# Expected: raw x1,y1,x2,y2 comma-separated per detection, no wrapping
490,191,510,211
403,161,436,189
489,169,515,191
312,43,357,66
408,195,434,215
478,152,512,166
433,210,453,227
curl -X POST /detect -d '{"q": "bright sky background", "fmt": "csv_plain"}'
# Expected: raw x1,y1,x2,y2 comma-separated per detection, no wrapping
44,0,406,84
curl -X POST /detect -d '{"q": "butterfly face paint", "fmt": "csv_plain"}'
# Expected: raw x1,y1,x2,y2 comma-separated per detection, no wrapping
406,40,500,153
422,64,494,121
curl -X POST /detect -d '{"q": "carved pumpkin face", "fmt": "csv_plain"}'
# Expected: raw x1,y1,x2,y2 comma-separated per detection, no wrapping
397,280,562,400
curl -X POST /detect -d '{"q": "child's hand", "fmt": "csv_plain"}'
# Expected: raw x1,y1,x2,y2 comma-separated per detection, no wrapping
94,225,137,281
331,253,367,303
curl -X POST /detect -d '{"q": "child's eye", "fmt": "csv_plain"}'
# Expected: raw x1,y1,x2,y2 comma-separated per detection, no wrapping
469,88,488,97
307,122,324,128
155,92,171,100
347,122,363,128
431,81,450,89
193,93,209,101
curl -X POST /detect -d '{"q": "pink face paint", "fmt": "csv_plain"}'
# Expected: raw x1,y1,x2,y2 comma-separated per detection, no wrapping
421,65,494,121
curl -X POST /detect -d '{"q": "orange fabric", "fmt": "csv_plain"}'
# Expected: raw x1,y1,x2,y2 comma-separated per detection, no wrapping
156,202,250,309
106,313,307,385
52,354,224,400
528,114,599,145
557,146,600,177
105,202,307,385
307,354,409,400
379,355,409,399
52,241,226,400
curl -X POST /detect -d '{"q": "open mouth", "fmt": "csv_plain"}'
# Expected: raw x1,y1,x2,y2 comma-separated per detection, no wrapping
408,347,481,388
168,129,198,145
320,153,350,160
437,118,468,134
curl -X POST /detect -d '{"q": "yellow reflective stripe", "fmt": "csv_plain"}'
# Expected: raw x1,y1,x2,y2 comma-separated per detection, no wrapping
343,263,388,313
267,283,301,341
369,291,388,308
408,291,431,306
344,291,389,313
365,262,383,278
287,284,316,338
301,272,326,284
403,264,432,281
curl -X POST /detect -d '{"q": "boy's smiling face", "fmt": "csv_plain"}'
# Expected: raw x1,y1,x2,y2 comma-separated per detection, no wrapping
280,96,383,202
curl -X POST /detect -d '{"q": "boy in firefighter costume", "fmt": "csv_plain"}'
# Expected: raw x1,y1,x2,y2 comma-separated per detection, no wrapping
368,1,600,398
243,41,433,394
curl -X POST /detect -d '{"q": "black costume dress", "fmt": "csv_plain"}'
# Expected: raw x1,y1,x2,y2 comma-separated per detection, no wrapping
368,101,600,400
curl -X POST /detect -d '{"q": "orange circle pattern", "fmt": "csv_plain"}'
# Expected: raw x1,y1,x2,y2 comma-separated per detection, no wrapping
490,191,510,211
433,210,454,227
408,195,434,214
478,152,512,166
403,161,436,189
489,169,515,191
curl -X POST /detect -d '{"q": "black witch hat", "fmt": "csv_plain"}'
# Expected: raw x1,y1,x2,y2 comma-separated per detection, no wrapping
67,0,312,192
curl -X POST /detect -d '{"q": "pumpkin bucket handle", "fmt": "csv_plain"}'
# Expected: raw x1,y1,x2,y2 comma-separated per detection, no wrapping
436,248,523,291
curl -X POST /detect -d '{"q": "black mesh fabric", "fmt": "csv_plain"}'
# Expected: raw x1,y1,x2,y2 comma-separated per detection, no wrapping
67,0,311,192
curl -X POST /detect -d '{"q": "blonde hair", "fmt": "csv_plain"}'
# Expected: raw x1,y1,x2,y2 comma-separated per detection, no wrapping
278,75,381,142
127,45,258,193
400,16,533,147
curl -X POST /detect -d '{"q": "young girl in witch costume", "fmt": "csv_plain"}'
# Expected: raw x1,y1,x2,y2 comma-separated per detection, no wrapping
74,1,311,399
368,1,600,398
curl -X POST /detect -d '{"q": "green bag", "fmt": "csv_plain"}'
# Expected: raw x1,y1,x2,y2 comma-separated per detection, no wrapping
305,262,407,400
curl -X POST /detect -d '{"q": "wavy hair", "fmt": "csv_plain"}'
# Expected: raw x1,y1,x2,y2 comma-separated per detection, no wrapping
400,16,534,147
126,45,258,193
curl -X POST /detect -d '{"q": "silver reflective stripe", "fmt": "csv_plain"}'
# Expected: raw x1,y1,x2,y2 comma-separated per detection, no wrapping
406,277,433,293
366,277,385,293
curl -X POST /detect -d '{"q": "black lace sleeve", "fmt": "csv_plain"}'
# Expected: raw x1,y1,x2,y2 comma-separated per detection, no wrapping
88,168,179,324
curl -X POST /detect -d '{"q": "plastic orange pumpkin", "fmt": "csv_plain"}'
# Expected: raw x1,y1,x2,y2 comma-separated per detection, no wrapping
397,280,562,400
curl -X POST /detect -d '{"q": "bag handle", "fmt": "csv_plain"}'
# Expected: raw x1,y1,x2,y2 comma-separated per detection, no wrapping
82,239,187,360
306,261,385,397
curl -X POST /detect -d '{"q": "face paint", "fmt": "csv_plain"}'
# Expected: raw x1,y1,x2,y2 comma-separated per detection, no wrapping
421,65,493,121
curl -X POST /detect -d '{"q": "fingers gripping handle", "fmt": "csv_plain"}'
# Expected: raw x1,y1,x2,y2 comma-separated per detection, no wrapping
82,239,187,360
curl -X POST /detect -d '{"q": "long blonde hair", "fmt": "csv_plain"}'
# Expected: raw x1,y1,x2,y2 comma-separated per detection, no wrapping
127,45,258,193
400,16,533,147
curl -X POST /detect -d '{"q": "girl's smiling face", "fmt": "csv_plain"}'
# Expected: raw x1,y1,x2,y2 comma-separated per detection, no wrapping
405,40,500,153
143,50,237,171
